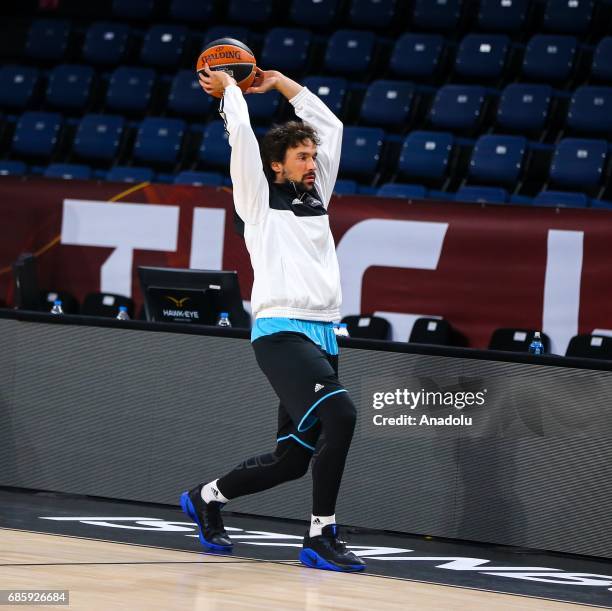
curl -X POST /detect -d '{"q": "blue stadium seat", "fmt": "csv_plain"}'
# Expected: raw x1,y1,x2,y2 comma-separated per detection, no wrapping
174,171,223,186
199,121,231,170
333,179,357,194
133,118,186,165
567,86,612,136
469,134,527,185
168,70,212,117
0,66,39,109
0,161,27,176
377,183,427,199
261,28,311,73
543,0,593,34
290,0,339,26
360,80,413,126
497,83,552,133
82,22,130,65
246,91,281,122
112,0,154,19
549,138,607,190
455,185,508,203
203,26,250,46
455,34,510,79
228,0,273,24
349,0,396,28
106,67,155,113
390,33,444,79
429,85,486,131
73,114,125,161
44,163,92,180
46,65,94,111
12,112,63,158
398,131,454,181
303,77,347,115
533,190,588,207
324,30,376,75
477,0,529,32
26,19,70,61
170,0,214,22
412,0,462,31
340,127,384,177
141,25,187,68
590,198,612,209
106,166,154,183
592,37,612,82
522,35,577,82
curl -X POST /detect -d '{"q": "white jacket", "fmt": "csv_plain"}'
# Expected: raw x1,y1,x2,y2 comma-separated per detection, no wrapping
222,84,343,321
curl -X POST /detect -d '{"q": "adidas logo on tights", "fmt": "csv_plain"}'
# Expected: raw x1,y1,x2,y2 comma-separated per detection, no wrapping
314,383,325,392
313,518,322,525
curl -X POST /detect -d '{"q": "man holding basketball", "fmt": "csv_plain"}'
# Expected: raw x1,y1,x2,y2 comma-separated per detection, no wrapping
180,62,365,573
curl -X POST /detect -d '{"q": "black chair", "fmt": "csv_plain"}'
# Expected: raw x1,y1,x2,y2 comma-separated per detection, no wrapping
40,290,79,314
81,292,134,318
341,315,391,340
409,317,452,345
488,328,551,353
565,334,612,360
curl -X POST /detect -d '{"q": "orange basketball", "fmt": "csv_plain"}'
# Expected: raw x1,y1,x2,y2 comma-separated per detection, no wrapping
196,38,257,98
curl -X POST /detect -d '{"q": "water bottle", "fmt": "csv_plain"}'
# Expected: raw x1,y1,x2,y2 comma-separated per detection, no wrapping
528,331,545,355
217,312,231,327
116,306,130,321
50,299,64,315
337,323,350,337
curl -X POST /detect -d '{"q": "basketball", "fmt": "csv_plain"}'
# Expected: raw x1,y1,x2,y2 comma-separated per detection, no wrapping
196,38,257,98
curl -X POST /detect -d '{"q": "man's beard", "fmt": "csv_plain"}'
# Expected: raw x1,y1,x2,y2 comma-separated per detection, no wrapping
282,170,315,192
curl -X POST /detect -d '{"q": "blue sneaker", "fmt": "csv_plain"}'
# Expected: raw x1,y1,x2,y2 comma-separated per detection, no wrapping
300,525,365,572
180,484,233,552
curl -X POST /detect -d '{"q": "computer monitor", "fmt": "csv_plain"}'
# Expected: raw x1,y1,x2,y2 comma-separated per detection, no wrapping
137,266,251,328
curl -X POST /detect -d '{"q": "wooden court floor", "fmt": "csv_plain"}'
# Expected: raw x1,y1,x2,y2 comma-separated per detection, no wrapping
1,529,591,610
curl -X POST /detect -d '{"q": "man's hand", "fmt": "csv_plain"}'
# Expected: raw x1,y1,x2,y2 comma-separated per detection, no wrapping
198,62,236,97
246,68,303,100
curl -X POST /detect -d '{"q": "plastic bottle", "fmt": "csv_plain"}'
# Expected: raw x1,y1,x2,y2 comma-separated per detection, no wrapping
50,299,64,315
337,323,350,337
116,305,130,321
528,331,545,355
217,312,231,327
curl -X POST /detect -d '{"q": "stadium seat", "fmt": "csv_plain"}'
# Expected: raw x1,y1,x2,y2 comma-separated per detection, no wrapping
12,112,62,158
590,198,612,209
261,28,311,73
133,118,186,165
468,134,527,185
170,0,214,22
533,190,589,207
522,35,577,82
549,138,607,190
592,37,612,82
566,334,612,360
477,0,529,32
106,67,155,113
228,0,274,24
454,34,510,79
0,161,27,176
46,65,94,110
333,179,357,194
412,0,462,31
82,292,134,318
340,127,384,177
302,77,347,114
398,131,454,182
341,315,391,340
73,114,125,161
112,0,154,20
174,171,223,186
543,0,593,34
290,0,339,26
0,66,39,109
245,91,282,122
567,86,612,136
429,85,487,131
141,25,187,68
390,33,444,79
360,80,413,127
455,185,508,203
106,166,154,183
44,163,92,180
349,0,396,28
496,83,553,133
203,26,250,46
409,317,452,345
198,121,231,170
25,19,70,61
82,22,131,65
377,183,427,199
168,70,212,117
324,30,376,75
489,328,551,353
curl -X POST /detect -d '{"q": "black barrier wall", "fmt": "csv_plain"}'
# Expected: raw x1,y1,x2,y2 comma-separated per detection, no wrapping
1,314,612,559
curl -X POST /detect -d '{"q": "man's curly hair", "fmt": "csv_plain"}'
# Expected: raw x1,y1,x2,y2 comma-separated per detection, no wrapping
260,121,320,181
